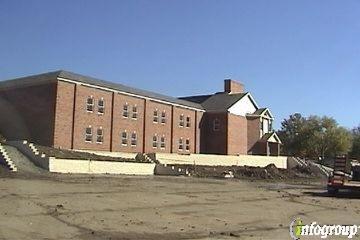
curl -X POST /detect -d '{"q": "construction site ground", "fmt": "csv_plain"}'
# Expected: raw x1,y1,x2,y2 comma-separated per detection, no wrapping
0,171,360,240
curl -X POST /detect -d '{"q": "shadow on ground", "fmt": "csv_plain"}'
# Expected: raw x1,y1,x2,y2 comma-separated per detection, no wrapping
303,190,360,199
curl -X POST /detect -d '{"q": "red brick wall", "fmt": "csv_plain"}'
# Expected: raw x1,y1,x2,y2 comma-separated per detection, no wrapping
0,82,57,146
111,93,145,153
200,112,227,154
53,82,203,154
143,100,172,153
195,111,203,153
0,78,206,155
54,81,75,149
227,114,247,155
224,79,244,93
247,117,261,154
172,106,196,154
72,85,112,151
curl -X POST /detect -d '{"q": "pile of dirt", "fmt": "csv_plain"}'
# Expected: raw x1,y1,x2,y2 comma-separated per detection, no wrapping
170,163,325,180
35,145,148,163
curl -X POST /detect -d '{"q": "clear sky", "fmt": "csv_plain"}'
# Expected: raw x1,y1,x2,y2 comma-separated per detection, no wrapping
0,0,359,129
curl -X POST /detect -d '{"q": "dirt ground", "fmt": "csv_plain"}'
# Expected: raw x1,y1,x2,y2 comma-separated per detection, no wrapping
0,173,360,240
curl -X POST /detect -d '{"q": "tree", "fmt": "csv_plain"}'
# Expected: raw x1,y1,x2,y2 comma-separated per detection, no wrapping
350,126,360,159
277,114,352,159
277,113,307,157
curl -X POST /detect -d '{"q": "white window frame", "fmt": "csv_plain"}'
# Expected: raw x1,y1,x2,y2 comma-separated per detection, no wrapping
179,114,184,127
85,126,92,142
161,111,166,124
123,103,129,118
153,109,159,123
131,132,137,147
152,135,158,148
86,96,94,112
98,97,105,115
213,119,220,131
132,105,138,120
178,137,184,151
185,138,190,151
96,127,104,144
186,116,191,128
121,131,128,146
160,135,166,149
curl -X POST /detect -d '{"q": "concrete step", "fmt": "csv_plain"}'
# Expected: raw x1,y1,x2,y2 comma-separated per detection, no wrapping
2,145,45,173
0,145,17,172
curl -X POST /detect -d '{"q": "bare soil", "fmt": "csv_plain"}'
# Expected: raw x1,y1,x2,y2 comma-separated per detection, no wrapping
0,171,359,240
35,145,143,162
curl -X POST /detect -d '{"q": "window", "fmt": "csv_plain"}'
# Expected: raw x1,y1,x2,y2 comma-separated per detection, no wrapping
85,126,92,142
96,127,104,143
86,96,94,112
185,139,190,151
268,121,273,132
178,138,184,150
98,98,105,114
123,103,129,118
152,135,158,148
179,114,184,127
160,136,166,149
132,105,138,119
161,111,166,124
131,132,137,146
186,116,191,128
213,119,220,131
153,110,158,123
121,131,128,146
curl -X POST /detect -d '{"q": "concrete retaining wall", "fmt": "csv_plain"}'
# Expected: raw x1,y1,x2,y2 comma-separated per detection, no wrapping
49,157,155,175
73,151,288,169
156,153,288,169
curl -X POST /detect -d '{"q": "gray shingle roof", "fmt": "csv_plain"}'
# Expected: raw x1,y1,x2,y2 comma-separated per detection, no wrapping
178,94,213,104
182,92,248,111
253,108,267,115
0,70,204,110
202,93,248,111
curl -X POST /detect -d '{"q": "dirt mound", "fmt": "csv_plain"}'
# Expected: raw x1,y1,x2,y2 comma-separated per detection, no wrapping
165,163,324,181
35,145,146,163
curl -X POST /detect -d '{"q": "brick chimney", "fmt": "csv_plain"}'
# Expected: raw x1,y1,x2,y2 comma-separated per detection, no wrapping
224,79,244,94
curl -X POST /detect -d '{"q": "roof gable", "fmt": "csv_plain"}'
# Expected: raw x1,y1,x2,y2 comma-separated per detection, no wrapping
249,108,274,119
227,93,259,116
260,132,282,144
201,92,248,111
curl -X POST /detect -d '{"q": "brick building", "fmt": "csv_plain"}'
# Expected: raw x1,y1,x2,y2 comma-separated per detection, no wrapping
0,71,281,156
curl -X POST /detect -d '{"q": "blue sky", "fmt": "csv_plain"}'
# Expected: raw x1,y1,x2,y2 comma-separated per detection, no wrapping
0,0,359,129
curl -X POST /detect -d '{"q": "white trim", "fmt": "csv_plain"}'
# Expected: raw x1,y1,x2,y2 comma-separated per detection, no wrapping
246,93,259,109
228,93,259,116
266,132,282,144
57,77,205,112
